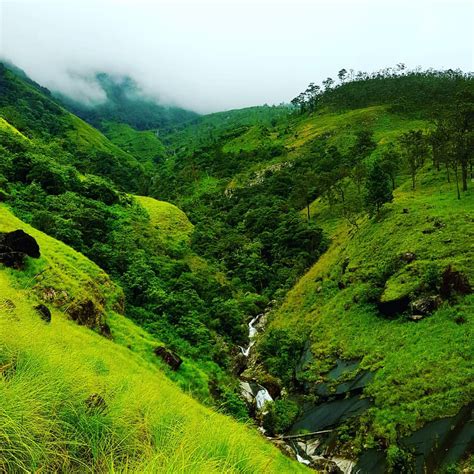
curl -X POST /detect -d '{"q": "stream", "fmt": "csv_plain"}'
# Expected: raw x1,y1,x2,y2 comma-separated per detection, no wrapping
237,312,474,473
237,309,354,472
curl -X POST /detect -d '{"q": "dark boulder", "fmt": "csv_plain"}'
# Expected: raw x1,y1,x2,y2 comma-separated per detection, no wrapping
377,295,410,318
440,266,472,299
410,295,442,316
99,322,112,338
401,252,416,263
66,299,102,328
233,352,248,376
34,304,51,323
154,346,182,371
0,230,40,268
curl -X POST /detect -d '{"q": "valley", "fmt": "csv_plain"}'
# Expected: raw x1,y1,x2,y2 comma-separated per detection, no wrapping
0,62,472,473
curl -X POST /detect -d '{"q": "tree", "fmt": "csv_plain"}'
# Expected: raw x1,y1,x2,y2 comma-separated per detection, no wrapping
398,130,429,190
322,77,335,91
365,161,393,215
346,130,377,193
379,143,401,190
338,68,348,83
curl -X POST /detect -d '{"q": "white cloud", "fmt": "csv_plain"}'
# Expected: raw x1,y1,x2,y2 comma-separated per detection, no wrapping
1,0,472,113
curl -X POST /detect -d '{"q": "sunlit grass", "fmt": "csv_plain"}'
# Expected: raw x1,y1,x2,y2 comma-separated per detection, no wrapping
0,204,307,473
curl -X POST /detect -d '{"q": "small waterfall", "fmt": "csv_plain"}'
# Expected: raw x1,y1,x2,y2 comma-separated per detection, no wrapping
239,314,262,357
255,387,273,410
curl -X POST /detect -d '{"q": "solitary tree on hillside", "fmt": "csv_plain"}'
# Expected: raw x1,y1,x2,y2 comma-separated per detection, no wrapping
364,161,393,215
398,130,430,190
346,130,377,193
379,143,401,190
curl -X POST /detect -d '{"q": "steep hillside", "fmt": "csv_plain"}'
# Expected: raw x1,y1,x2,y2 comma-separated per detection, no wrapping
258,169,473,468
151,69,473,472
57,72,198,132
161,104,291,153
1,62,472,472
0,79,258,424
101,121,166,163
0,63,147,191
0,204,307,473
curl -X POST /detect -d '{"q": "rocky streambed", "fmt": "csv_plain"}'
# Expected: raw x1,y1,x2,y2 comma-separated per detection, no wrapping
236,307,357,472
236,309,473,473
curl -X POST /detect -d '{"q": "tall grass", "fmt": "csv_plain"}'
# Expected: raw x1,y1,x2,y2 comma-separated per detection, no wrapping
0,205,307,473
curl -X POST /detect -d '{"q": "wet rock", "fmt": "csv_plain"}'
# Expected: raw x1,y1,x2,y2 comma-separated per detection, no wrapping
259,375,281,399
34,304,51,323
311,457,343,473
440,266,472,299
409,314,425,321
377,295,410,318
153,346,182,371
273,439,297,459
410,295,442,316
233,352,248,376
401,252,416,263
85,393,107,413
239,381,255,404
0,229,40,268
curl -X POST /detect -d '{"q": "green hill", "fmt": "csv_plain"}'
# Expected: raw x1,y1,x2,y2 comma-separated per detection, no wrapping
0,63,147,192
150,69,473,471
1,62,472,472
0,205,306,473
56,72,198,132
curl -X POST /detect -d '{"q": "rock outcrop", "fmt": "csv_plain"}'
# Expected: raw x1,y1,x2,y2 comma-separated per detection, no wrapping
0,230,40,268
153,346,182,371
34,304,52,323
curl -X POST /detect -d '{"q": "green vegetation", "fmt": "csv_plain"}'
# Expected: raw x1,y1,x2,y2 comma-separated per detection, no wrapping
0,205,306,473
57,72,198,132
260,169,473,447
102,121,166,163
1,61,472,471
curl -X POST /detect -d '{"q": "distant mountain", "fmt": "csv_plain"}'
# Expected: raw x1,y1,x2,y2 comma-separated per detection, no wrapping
56,73,199,132
0,63,148,191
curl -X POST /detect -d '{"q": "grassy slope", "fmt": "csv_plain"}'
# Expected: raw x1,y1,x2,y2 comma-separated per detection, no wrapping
135,195,194,250
102,121,166,163
0,204,307,473
266,166,473,443
0,65,145,189
162,105,290,151
222,106,428,190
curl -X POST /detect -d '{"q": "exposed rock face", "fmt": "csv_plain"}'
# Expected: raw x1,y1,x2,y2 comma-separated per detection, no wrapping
440,266,472,298
34,304,51,323
0,230,40,268
66,298,109,336
410,295,442,316
154,346,182,371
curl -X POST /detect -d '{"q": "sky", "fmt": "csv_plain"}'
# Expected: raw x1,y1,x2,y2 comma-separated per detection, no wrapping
0,0,473,113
